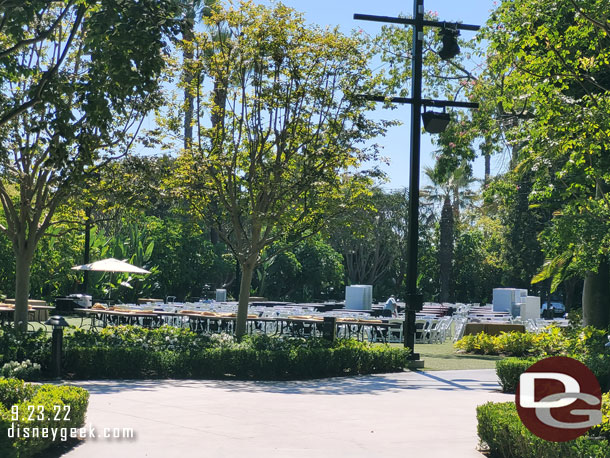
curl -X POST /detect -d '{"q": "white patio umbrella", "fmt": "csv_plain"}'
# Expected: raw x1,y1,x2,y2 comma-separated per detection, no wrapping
71,258,150,274
71,258,151,301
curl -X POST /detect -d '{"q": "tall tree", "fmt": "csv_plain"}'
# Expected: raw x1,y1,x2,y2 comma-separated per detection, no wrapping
172,1,392,337
0,1,78,127
0,0,179,329
422,163,476,302
329,187,408,290
484,0,610,328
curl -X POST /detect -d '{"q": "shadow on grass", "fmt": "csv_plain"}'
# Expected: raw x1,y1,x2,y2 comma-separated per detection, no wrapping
421,353,503,361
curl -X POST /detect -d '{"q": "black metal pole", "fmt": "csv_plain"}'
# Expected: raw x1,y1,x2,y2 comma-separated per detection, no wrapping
323,316,337,342
354,3,479,360
51,326,63,378
403,0,425,356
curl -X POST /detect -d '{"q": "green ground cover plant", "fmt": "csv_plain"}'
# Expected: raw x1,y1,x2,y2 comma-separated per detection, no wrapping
454,325,576,356
456,325,610,391
477,399,610,458
0,378,89,458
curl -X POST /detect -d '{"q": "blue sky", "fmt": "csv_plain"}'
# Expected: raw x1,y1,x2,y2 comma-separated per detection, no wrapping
252,0,502,190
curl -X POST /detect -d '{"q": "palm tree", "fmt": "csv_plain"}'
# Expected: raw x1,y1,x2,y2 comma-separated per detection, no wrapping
421,164,476,302
180,0,226,244
180,0,222,150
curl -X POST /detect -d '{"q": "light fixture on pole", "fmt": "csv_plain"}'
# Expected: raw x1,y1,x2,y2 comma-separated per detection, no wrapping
438,24,460,60
354,5,479,364
422,109,451,133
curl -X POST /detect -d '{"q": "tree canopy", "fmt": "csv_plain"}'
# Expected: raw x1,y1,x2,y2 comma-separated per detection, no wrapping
169,1,393,336
0,0,180,328
481,0,610,327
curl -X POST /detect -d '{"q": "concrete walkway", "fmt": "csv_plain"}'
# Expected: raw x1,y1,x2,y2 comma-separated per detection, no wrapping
60,370,513,458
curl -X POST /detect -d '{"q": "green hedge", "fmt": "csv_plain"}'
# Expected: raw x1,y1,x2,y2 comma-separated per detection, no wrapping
477,401,610,458
0,326,411,380
455,325,608,358
496,357,541,393
62,338,410,380
496,355,610,394
454,325,576,357
0,378,89,458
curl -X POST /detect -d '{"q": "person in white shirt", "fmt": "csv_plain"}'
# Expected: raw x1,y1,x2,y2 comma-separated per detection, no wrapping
383,295,398,318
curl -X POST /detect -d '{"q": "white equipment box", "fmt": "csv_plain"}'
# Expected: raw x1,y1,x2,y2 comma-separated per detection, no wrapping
345,285,373,310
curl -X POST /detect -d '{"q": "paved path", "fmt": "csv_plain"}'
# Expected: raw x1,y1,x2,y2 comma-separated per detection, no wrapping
60,370,513,458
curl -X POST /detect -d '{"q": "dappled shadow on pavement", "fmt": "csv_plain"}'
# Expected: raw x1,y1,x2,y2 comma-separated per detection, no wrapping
59,370,501,396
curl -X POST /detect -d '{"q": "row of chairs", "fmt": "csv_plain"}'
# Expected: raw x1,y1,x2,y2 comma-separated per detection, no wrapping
380,317,454,344
416,317,453,344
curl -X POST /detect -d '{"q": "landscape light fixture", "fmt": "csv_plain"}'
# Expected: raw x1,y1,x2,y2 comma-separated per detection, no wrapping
438,24,460,60
45,315,69,378
354,3,479,362
422,109,451,133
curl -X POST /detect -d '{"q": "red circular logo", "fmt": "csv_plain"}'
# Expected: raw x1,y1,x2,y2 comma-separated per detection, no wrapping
515,356,602,442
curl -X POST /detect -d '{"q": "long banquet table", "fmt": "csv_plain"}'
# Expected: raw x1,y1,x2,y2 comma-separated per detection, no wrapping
74,308,398,342
0,304,56,325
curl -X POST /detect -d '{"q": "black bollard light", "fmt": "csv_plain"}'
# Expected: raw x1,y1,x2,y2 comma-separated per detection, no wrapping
322,316,337,342
45,315,69,378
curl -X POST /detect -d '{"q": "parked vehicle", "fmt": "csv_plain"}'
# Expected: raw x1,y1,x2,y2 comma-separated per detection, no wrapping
541,301,565,318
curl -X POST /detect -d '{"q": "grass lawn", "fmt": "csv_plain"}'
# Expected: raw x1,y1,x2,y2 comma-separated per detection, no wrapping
29,315,84,332
385,340,503,371
414,340,504,371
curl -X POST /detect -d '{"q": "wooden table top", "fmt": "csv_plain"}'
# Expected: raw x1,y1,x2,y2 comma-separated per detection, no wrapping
74,308,396,327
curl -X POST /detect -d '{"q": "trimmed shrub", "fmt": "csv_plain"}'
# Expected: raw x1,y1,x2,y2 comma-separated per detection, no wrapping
0,361,41,381
57,327,412,380
477,401,610,458
455,325,609,359
0,379,89,458
62,337,410,380
496,332,536,357
532,325,569,356
495,357,540,393
454,332,499,354
1,325,410,380
0,329,50,370
590,392,610,440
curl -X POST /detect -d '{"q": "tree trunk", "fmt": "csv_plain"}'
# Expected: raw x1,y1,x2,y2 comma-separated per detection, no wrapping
563,277,581,312
235,260,255,339
484,152,491,185
233,261,241,299
452,185,460,221
209,80,226,244
582,258,610,329
14,251,33,332
182,14,195,151
439,195,453,303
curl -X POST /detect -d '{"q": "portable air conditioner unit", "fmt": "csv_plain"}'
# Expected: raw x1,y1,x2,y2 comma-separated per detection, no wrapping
215,289,227,302
493,288,528,313
345,285,373,310
521,296,541,320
